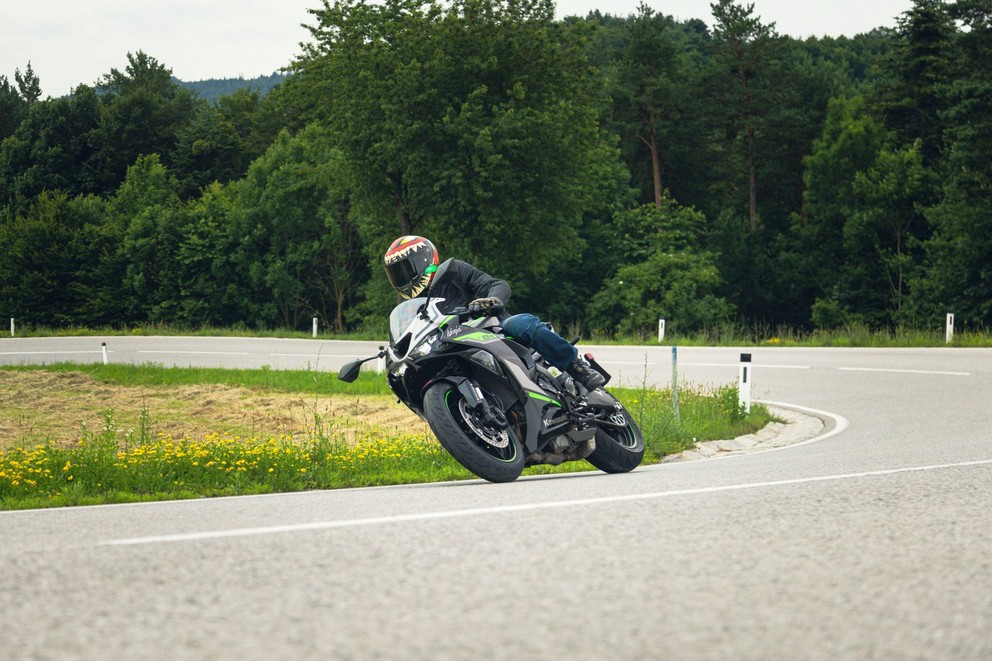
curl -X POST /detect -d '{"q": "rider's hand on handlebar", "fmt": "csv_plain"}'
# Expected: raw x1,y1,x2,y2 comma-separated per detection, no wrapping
468,297,504,315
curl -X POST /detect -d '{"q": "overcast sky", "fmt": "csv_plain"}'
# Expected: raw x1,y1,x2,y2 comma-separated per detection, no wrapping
2,0,914,99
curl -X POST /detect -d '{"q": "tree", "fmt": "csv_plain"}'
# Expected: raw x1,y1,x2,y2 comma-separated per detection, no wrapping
609,4,691,207
707,0,781,231
231,126,365,330
89,52,198,195
908,0,992,324
290,0,626,292
14,63,42,106
0,75,28,140
0,192,107,325
791,96,888,321
0,86,103,203
844,141,934,325
588,199,733,335
877,0,955,165
111,154,185,321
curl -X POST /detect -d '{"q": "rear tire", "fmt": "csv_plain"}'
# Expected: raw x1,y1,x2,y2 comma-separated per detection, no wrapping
423,382,524,483
586,400,644,474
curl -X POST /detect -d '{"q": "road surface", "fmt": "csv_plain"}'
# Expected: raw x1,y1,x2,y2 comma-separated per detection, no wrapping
1,337,990,659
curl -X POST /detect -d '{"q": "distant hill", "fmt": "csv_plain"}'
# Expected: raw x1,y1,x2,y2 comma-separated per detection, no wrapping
174,72,289,103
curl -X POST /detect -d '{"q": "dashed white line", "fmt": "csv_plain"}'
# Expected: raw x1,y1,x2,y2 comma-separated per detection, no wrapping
0,351,103,355
602,360,810,369
136,351,251,356
838,367,970,376
100,458,992,547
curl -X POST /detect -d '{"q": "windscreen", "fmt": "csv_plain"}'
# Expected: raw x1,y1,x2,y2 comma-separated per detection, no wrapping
388,299,425,344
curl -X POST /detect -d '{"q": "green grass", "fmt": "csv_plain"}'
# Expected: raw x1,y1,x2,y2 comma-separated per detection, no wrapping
1,362,393,396
0,365,771,510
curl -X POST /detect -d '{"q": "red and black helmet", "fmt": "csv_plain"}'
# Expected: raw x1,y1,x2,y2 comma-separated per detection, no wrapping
384,236,440,299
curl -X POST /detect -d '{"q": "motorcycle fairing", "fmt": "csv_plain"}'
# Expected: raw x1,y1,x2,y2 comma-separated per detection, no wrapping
437,325,574,453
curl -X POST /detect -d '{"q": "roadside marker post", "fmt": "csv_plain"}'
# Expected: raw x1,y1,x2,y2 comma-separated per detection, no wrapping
377,346,386,373
739,353,752,414
101,342,109,365
9,317,13,338
658,318,665,343
946,313,955,344
313,316,319,338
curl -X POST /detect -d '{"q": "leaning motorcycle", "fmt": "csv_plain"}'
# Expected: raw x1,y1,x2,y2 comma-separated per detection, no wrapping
338,297,644,483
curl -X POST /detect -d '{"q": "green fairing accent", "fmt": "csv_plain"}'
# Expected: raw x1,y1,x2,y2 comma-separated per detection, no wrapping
465,318,486,327
528,391,562,407
453,331,500,343
438,315,455,328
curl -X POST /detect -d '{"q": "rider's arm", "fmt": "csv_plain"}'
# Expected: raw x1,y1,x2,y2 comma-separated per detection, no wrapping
453,259,511,306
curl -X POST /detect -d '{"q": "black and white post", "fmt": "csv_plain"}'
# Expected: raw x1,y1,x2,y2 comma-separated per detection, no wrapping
313,316,319,338
738,353,752,414
9,317,13,338
101,342,109,365
946,313,955,344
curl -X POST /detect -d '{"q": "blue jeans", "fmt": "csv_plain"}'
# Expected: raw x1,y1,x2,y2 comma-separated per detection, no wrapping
500,313,577,371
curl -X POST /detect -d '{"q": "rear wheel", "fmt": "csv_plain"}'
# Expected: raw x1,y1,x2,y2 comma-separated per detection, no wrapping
423,382,524,483
586,400,644,474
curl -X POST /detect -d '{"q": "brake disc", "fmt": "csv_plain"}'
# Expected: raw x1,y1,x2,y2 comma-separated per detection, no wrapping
458,399,510,449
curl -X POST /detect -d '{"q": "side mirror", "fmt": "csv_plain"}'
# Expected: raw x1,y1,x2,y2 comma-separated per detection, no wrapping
337,360,364,383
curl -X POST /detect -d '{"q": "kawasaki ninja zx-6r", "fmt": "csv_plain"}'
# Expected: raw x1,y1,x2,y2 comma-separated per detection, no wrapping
338,297,644,483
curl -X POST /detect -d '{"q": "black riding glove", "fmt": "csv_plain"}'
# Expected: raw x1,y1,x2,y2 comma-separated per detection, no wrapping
468,297,504,315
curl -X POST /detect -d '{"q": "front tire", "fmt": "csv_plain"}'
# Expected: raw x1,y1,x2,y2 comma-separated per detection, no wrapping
423,382,524,483
587,400,644,474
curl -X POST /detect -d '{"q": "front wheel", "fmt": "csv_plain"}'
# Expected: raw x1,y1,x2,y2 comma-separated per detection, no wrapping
423,382,524,483
586,400,644,474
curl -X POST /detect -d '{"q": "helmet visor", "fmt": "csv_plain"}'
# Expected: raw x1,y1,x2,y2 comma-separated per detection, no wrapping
385,258,421,295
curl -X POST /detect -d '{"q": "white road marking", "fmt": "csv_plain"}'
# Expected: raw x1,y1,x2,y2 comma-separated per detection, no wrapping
136,351,251,356
838,367,970,376
270,353,368,359
101,458,992,547
602,360,811,369
0,351,103,355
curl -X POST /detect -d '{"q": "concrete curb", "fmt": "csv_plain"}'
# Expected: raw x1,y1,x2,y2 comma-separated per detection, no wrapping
661,404,826,462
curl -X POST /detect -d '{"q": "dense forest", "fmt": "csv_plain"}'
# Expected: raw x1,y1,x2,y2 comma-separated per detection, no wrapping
174,73,288,104
1,0,989,337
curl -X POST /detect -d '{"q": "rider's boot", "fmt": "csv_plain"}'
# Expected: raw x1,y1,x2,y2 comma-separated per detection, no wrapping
568,356,606,391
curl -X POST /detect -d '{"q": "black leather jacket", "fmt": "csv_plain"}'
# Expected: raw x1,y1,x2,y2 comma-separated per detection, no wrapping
419,258,511,318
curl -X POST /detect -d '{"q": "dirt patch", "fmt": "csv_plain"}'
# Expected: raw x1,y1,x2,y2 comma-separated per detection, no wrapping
0,371,429,449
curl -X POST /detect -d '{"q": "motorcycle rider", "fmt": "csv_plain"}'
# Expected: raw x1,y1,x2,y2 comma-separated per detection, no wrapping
384,235,606,391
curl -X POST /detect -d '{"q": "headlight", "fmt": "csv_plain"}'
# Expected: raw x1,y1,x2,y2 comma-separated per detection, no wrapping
409,343,432,359
469,349,500,374
409,333,438,359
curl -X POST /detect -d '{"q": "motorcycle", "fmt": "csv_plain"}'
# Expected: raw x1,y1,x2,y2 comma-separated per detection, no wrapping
338,297,644,483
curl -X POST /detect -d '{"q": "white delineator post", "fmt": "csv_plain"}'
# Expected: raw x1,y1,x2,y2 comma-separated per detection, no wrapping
658,318,666,343
313,316,319,338
101,342,109,365
9,318,13,338
946,313,955,344
377,345,386,373
738,353,752,414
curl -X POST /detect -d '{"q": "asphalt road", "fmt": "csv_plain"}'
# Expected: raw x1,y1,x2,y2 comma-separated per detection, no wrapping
1,337,990,660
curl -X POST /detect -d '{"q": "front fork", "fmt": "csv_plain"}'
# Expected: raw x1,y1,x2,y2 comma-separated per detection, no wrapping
456,379,507,427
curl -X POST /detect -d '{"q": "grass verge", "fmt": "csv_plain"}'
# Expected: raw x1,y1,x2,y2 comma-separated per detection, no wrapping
0,365,771,510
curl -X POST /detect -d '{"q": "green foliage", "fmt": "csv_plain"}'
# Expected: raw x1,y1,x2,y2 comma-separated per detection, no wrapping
291,0,625,289
588,201,733,335
3,2,992,336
